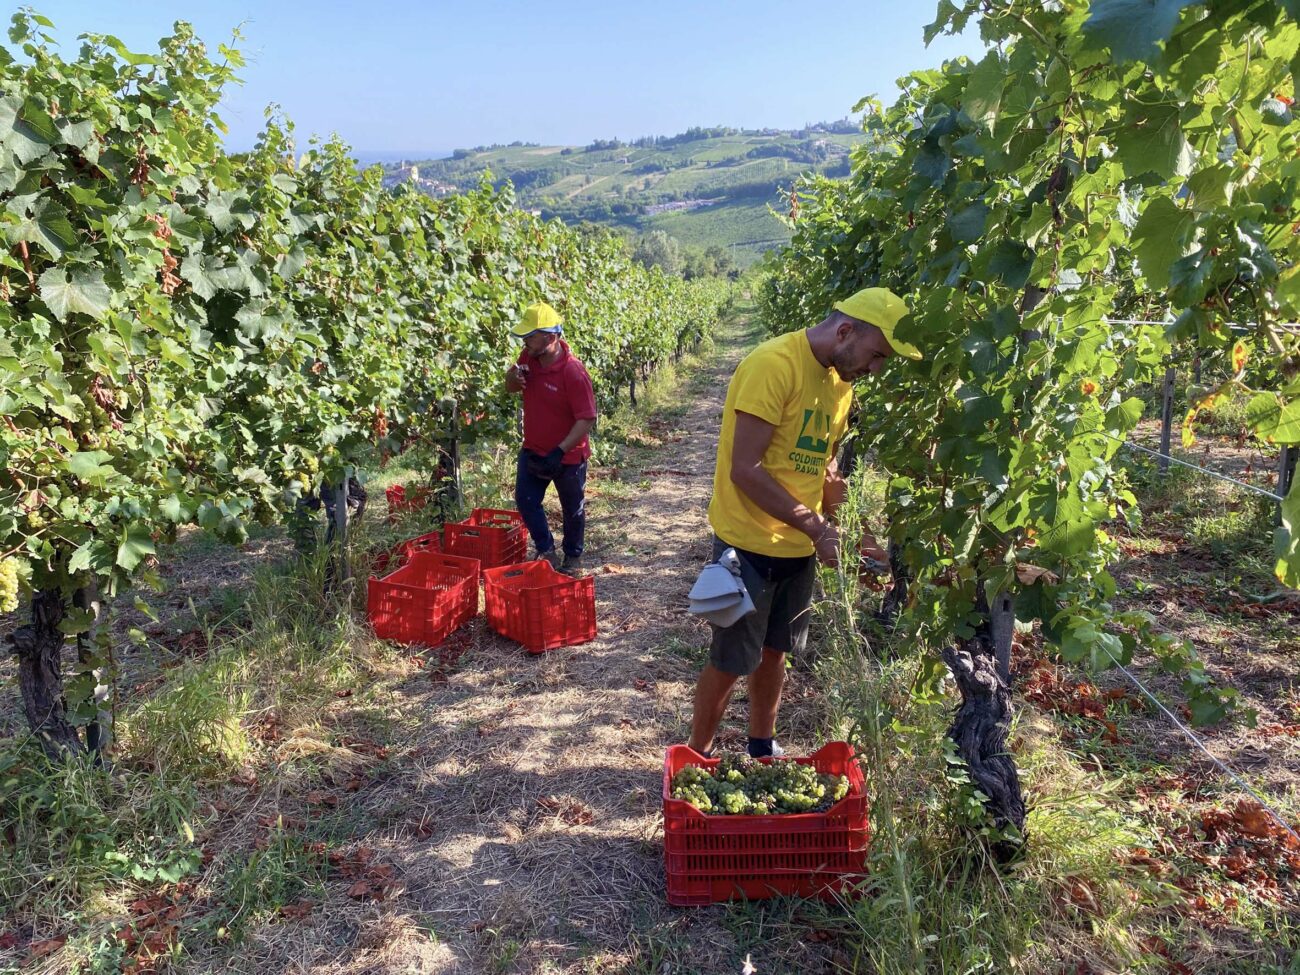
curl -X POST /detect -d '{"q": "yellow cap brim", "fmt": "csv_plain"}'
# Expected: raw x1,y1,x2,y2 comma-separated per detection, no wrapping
833,301,922,361
884,335,922,360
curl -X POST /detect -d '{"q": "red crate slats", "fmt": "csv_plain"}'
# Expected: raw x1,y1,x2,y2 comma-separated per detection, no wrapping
367,551,479,648
661,742,870,906
444,508,526,573
483,560,596,653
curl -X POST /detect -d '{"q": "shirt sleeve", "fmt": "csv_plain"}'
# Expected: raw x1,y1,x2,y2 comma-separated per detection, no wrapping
567,362,598,421
729,346,792,426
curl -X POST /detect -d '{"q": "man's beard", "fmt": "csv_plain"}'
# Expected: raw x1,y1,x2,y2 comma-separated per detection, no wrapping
829,352,856,382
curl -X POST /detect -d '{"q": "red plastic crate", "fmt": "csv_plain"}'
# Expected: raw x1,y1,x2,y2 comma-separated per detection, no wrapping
371,530,442,576
367,551,480,647
385,484,434,523
444,508,527,572
662,742,870,906
482,560,596,653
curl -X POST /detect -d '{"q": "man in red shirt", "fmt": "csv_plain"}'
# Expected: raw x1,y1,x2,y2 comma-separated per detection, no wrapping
504,302,597,575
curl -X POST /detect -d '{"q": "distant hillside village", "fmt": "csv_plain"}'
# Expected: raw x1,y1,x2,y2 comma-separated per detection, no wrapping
380,165,458,197
376,120,870,266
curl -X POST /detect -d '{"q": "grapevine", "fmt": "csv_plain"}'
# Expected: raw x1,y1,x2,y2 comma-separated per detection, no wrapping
762,0,1300,835
0,12,728,754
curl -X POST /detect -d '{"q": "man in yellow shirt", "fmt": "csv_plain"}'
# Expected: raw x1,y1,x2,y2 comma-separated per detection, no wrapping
688,287,920,758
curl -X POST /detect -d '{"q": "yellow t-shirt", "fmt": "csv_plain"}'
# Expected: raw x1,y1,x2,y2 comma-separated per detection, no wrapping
708,330,853,557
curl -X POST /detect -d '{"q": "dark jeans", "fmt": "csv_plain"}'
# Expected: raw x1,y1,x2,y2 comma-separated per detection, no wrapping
514,450,587,558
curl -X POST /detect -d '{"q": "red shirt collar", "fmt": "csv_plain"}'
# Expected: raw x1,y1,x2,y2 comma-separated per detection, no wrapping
521,339,572,373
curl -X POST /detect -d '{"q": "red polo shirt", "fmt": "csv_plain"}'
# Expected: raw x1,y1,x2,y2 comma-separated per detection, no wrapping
517,340,597,464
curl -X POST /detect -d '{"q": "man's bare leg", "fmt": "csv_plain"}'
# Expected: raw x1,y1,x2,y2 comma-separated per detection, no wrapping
746,647,785,739
688,664,740,753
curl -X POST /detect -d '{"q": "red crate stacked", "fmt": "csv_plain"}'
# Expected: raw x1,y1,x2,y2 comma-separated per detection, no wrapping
367,551,480,647
444,508,527,573
482,560,596,653
661,742,870,906
370,529,442,577
384,484,434,523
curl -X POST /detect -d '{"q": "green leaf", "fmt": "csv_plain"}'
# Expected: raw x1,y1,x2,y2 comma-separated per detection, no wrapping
9,196,77,258
66,450,114,481
1246,392,1300,444
102,34,161,66
37,266,111,321
1276,263,1300,316
116,524,156,571
1083,0,1203,63
68,541,94,574
949,202,990,243
1114,104,1195,180
961,52,1004,135
57,607,96,636
1060,620,1127,670
1131,197,1195,290
911,653,949,705
1104,396,1145,433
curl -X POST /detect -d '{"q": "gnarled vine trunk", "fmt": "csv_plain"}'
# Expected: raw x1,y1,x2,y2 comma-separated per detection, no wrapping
877,538,910,628
74,581,112,757
940,589,1026,856
10,588,84,758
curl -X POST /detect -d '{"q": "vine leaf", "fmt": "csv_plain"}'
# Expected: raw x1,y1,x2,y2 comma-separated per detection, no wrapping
1131,197,1195,290
1082,0,1203,63
8,196,77,257
1114,104,1195,180
1245,393,1300,444
37,266,110,321
116,524,155,572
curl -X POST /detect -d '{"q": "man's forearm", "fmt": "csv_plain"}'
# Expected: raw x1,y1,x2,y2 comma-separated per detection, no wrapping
558,418,595,453
732,466,826,541
822,473,848,522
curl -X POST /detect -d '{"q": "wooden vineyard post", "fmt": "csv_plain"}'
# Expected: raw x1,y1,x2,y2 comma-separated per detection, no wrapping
1278,445,1297,527
1159,365,1176,475
436,435,463,522
323,477,350,592
629,374,638,409
990,589,1015,684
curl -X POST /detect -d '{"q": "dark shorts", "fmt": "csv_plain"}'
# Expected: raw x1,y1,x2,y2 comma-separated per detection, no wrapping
707,535,817,676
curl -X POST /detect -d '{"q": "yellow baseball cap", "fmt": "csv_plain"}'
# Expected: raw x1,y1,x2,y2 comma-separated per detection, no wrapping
833,287,920,360
511,302,564,337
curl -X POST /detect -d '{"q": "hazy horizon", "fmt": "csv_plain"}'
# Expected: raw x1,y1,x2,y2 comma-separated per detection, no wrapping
24,2,984,156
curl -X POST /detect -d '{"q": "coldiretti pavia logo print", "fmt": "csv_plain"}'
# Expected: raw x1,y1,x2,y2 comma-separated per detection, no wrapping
796,408,831,454
790,407,832,475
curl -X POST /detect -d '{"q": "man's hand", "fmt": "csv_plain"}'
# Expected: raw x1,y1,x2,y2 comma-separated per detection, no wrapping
859,534,888,567
811,519,840,568
539,446,565,478
505,364,528,393
858,534,889,591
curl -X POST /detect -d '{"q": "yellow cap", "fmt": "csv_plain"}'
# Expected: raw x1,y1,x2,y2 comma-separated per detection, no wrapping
833,288,920,360
511,302,564,337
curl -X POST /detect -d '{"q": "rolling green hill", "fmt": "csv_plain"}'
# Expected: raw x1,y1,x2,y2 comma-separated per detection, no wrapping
382,124,870,266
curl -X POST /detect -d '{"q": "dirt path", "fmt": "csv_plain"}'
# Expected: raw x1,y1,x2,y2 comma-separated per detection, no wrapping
237,315,825,974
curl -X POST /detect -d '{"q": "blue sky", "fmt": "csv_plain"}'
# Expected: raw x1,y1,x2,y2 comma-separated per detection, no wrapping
24,2,985,158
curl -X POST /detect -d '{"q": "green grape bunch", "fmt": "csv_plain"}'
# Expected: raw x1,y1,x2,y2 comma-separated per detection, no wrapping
670,754,850,816
0,556,26,615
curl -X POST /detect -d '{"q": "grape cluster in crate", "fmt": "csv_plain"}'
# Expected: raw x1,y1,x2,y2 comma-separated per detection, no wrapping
671,753,850,815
